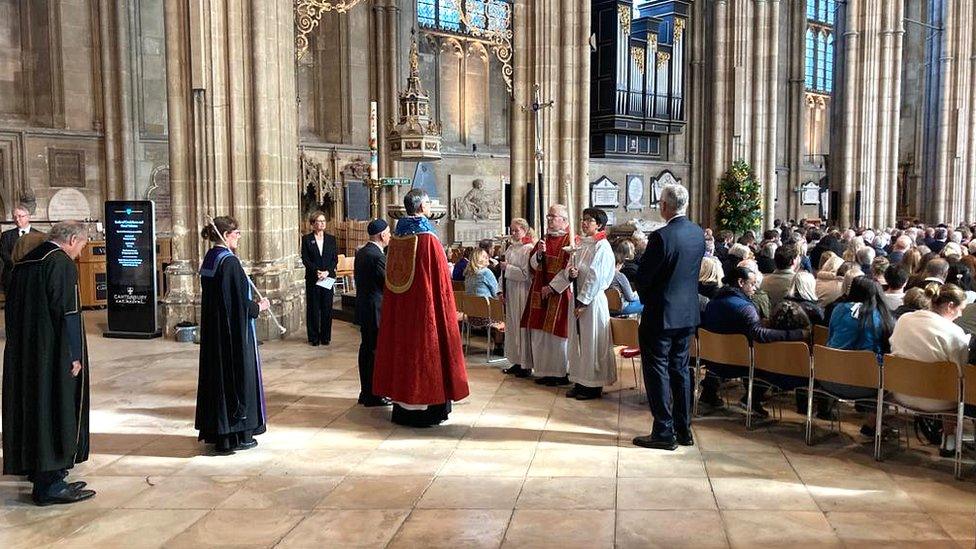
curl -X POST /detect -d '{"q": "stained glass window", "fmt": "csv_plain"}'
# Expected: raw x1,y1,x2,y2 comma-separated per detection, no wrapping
418,0,512,36
805,1,835,94
807,0,836,25
804,30,816,89
824,34,834,91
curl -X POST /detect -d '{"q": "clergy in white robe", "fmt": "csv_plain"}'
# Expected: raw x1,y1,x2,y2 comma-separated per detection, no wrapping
501,218,536,377
565,208,617,400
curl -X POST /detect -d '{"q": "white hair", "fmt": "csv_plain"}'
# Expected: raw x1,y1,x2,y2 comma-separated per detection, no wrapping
660,183,689,216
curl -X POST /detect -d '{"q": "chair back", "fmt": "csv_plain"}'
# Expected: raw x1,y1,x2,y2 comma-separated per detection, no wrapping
463,295,491,318
488,298,505,322
813,325,829,347
697,329,750,367
812,345,879,388
882,355,960,402
754,341,811,378
605,288,623,313
452,280,465,292
454,291,467,315
689,333,698,359
963,365,976,407
610,317,640,348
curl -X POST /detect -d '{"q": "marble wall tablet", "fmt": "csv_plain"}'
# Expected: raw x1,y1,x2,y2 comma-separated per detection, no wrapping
48,188,93,221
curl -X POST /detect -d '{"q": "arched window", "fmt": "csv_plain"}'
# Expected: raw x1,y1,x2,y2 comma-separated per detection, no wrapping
805,29,816,89
419,0,512,36
824,33,834,92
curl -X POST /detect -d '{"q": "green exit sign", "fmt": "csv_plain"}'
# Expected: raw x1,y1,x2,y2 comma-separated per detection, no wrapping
380,177,411,187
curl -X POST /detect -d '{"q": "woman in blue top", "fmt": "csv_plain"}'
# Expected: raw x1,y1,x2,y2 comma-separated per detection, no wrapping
821,276,894,426
464,248,503,355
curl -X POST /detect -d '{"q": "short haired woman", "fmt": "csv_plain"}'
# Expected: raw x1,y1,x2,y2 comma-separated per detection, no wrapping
196,216,269,453
300,210,338,346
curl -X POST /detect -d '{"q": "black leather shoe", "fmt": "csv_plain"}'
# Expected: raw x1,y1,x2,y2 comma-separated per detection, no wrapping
235,440,258,451
676,433,695,446
565,384,583,398
553,376,571,387
502,365,524,376
575,387,603,401
534,377,552,385
32,486,96,506
362,397,392,407
514,368,532,378
632,435,678,451
67,481,87,491
310,341,320,347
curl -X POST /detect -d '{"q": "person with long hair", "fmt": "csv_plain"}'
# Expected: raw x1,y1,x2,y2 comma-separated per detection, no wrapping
784,271,825,326
500,218,536,377
196,216,269,453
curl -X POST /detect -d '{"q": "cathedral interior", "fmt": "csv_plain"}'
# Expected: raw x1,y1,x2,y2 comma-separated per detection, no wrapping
1,0,976,547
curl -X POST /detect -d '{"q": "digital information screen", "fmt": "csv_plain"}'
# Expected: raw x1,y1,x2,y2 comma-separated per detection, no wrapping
104,200,160,338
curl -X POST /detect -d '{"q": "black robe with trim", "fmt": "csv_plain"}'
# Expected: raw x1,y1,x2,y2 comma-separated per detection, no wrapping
195,246,267,447
2,241,90,475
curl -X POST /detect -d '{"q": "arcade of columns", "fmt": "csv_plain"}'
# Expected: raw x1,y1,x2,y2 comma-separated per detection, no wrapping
154,0,976,337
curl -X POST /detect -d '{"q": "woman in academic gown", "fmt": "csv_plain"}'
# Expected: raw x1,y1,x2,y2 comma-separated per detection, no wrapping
500,218,536,377
566,208,617,400
196,216,270,453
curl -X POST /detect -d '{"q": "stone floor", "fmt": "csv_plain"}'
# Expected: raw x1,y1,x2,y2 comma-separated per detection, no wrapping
1,311,975,548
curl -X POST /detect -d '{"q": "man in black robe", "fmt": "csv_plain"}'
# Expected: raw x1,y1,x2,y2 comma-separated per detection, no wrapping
3,221,96,505
354,219,391,407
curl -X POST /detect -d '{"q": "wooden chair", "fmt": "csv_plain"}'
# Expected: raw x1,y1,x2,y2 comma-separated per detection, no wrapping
696,329,752,423
879,355,962,471
610,317,643,402
605,288,624,316
334,254,355,294
960,365,976,478
813,325,829,347
752,341,813,435
452,280,465,292
457,294,505,364
810,345,882,447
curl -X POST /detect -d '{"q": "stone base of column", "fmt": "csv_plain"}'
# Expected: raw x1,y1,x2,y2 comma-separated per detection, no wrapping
161,259,200,337
249,256,305,341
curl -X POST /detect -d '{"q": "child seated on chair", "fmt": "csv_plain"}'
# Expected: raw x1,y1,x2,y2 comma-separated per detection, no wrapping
611,250,643,317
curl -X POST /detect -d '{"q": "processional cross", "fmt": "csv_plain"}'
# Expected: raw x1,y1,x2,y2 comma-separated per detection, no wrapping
521,84,554,234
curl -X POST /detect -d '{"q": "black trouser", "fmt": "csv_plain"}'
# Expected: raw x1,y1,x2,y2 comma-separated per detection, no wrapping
640,327,694,441
358,323,379,401
29,469,68,497
306,284,334,343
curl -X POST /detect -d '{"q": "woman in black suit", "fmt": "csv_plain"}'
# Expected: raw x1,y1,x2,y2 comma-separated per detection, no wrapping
301,211,338,346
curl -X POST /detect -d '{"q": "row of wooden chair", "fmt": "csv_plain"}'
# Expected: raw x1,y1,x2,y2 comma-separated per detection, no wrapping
694,328,974,479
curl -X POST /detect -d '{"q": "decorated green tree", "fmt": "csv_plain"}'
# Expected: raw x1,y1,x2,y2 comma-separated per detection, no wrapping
716,159,762,235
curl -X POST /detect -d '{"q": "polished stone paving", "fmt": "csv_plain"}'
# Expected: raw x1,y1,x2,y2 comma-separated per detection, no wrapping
0,311,974,547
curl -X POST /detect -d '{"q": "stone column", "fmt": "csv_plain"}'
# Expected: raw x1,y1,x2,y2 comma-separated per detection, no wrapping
509,0,528,219
161,0,301,339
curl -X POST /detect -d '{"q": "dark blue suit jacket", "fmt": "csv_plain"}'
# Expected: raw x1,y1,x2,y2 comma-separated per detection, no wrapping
637,215,706,333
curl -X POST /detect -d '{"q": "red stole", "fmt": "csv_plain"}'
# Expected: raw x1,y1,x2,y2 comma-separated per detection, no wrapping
520,233,572,338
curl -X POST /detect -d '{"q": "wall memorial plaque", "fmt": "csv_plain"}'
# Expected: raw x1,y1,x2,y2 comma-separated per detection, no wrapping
801,181,820,205
49,149,85,187
48,188,92,220
626,174,644,210
344,180,370,221
104,200,160,339
590,176,619,208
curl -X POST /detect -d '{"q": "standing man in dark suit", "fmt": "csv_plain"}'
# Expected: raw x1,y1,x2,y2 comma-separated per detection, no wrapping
355,219,391,407
633,183,705,451
0,204,41,293
300,211,339,346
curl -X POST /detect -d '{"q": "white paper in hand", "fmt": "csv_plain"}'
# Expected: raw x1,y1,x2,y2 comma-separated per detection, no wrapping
317,277,337,290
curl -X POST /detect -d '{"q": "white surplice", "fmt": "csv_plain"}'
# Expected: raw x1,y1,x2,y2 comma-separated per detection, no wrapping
565,236,617,387
503,240,535,367
526,244,569,377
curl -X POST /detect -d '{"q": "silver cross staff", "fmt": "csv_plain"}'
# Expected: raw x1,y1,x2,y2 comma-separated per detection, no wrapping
521,83,554,235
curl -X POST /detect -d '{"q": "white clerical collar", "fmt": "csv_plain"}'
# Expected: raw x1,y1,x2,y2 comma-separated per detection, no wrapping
547,230,567,237
19,225,30,234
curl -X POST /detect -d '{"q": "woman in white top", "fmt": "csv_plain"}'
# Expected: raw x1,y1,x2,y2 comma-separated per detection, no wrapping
565,208,616,400
889,283,971,454
814,252,845,306
500,218,536,377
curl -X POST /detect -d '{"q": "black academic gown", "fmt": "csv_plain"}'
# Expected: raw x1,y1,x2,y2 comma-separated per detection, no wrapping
2,241,90,476
195,246,267,451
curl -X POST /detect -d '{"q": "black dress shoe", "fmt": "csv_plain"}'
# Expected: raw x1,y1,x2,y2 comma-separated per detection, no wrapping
676,433,695,446
67,481,87,491
362,397,392,407
552,375,571,386
632,435,678,451
565,384,582,398
310,341,320,347
502,364,523,376
514,368,532,378
575,387,603,400
321,340,331,346
32,486,96,506
534,377,552,385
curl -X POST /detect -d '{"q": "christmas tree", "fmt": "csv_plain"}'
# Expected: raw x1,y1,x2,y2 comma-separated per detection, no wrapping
717,159,762,235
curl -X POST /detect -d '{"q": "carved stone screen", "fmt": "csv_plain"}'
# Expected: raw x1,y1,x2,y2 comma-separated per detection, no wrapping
450,175,504,245
49,149,85,187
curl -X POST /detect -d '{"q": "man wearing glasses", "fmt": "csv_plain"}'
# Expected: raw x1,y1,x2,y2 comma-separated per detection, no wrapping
300,211,339,346
0,204,41,294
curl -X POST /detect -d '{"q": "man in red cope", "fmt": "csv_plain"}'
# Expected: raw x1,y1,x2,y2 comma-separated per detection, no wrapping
521,204,573,386
373,189,469,427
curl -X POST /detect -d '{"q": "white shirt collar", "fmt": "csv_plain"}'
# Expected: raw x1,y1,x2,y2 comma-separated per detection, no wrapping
19,225,30,234
666,214,686,224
